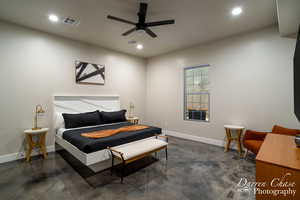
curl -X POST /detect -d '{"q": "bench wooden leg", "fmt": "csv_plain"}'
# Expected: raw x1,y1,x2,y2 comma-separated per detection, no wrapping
121,161,125,184
111,156,114,176
165,148,168,160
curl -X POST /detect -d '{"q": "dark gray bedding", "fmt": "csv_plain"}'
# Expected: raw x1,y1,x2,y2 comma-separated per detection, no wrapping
62,122,162,153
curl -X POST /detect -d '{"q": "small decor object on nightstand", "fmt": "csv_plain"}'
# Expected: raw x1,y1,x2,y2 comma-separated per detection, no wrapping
295,134,300,147
127,116,139,124
24,128,48,162
32,104,45,130
224,125,245,156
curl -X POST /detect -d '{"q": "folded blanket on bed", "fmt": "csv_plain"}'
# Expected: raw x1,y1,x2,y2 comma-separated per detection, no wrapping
81,125,150,139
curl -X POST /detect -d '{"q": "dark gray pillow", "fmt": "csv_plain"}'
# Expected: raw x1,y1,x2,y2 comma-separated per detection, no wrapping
100,110,127,124
62,111,102,129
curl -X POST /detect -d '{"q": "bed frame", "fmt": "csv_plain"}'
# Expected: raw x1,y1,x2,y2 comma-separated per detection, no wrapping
53,95,159,172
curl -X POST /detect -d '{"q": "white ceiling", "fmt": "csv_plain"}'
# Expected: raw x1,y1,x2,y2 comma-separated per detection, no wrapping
0,0,277,58
276,0,300,37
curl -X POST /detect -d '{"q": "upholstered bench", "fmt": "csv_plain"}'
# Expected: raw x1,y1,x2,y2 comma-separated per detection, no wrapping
108,135,168,183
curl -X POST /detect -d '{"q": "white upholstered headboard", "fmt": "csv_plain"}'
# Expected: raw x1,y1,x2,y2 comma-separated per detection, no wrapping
53,95,120,113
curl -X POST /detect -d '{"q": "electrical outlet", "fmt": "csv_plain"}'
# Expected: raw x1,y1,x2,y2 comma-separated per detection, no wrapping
19,152,25,158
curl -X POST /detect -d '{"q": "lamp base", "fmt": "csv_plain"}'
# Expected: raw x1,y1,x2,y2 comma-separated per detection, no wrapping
32,127,42,130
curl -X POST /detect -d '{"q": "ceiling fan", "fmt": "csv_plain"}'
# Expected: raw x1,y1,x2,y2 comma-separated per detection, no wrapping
107,2,175,38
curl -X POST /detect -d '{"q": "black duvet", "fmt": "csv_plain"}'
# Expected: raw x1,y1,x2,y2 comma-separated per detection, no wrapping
62,122,162,153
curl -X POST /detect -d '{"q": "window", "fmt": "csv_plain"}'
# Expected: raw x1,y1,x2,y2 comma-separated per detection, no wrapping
184,65,210,122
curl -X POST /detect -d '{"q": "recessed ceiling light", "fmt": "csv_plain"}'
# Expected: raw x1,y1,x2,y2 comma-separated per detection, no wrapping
48,14,59,22
231,7,242,16
136,44,143,50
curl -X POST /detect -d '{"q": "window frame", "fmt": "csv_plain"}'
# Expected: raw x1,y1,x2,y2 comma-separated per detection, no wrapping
183,64,210,122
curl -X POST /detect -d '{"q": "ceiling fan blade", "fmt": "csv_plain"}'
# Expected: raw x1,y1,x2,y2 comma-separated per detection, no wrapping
122,27,137,36
107,15,136,25
145,28,157,38
138,3,148,24
145,20,175,27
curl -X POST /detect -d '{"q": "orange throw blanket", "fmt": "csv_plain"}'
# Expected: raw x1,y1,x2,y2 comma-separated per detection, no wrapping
81,125,150,139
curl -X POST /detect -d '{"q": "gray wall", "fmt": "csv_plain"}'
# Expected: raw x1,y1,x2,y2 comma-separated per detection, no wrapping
1,21,299,158
146,26,299,141
0,21,147,156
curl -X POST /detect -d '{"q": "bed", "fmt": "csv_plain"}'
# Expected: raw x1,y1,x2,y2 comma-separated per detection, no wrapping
54,95,162,171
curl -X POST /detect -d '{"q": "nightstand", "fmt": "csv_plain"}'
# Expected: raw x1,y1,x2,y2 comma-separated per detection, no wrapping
224,125,244,156
127,117,139,124
24,128,48,162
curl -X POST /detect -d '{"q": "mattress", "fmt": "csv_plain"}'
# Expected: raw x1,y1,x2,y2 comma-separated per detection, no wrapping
60,122,162,153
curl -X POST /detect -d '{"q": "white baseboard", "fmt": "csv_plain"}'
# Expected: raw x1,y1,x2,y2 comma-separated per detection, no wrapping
164,130,237,150
0,145,55,164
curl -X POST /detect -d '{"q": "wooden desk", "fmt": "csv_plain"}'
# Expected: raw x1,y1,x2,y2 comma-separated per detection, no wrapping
256,134,300,200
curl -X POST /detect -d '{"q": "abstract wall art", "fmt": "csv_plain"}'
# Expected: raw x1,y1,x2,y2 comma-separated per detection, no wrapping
75,61,105,85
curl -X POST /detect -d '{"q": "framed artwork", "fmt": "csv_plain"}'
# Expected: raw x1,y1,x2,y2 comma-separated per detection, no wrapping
75,61,105,85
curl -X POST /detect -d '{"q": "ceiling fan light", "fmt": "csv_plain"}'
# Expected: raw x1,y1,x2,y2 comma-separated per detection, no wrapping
136,29,146,35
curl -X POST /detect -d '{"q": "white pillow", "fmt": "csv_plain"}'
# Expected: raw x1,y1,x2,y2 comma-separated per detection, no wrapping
55,112,65,130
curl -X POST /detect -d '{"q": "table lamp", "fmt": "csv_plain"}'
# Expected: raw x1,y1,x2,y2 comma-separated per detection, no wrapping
128,102,135,118
32,104,45,130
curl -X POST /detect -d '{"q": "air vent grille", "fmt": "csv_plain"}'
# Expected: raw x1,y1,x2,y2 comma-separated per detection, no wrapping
63,17,80,26
128,40,137,44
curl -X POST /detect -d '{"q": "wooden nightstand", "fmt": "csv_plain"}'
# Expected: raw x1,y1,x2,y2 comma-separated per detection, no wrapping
24,128,48,162
224,125,244,156
127,117,139,124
